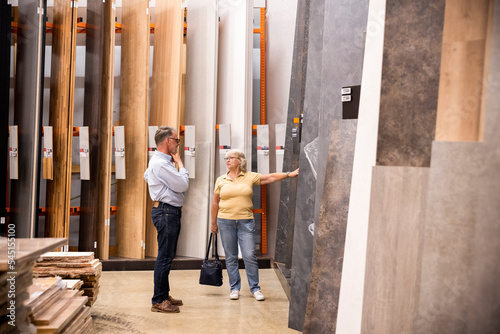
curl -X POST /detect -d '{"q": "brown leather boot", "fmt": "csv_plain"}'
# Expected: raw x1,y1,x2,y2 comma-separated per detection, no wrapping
151,300,180,313
167,295,183,306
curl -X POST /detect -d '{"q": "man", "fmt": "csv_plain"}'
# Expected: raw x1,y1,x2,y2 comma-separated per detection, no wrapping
144,126,189,313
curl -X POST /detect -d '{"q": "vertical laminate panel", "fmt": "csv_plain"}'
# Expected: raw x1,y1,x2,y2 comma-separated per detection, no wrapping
80,0,105,254
336,1,386,332
217,0,253,163
146,0,184,258
274,0,310,266
178,0,218,258
0,0,11,232
288,0,369,330
303,120,357,333
45,0,77,240
116,0,149,259
361,166,429,334
435,0,491,141
376,0,445,167
11,0,47,237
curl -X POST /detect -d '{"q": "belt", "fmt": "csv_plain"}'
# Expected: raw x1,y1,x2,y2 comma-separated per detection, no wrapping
153,201,182,215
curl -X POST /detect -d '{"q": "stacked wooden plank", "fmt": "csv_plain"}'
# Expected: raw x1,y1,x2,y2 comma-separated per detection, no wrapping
27,277,92,334
1,238,67,333
33,252,101,307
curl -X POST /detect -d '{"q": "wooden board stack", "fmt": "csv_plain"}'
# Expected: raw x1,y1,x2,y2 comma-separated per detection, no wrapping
33,252,102,307
27,277,92,334
1,238,66,334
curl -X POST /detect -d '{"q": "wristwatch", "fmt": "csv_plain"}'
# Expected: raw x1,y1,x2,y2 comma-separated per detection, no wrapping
286,171,290,177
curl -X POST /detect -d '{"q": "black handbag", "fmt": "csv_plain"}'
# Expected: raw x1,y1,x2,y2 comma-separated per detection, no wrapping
199,233,223,286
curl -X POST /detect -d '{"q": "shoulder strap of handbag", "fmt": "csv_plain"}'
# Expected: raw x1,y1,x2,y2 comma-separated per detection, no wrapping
205,233,220,261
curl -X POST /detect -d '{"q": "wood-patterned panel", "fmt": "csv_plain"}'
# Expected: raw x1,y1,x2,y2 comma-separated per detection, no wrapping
116,0,150,259
146,0,184,258
435,0,491,141
361,166,429,334
45,0,77,240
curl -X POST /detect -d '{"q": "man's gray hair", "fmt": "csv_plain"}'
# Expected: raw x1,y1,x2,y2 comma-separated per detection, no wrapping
155,126,175,146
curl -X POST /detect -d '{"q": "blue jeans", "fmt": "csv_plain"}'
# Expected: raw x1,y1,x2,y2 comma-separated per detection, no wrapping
151,203,182,304
217,218,260,293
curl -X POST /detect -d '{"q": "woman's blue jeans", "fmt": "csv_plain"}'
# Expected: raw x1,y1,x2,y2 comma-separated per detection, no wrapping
151,203,182,304
217,218,260,293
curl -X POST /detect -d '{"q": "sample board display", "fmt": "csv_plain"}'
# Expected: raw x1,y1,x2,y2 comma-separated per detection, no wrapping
256,124,270,174
10,0,47,237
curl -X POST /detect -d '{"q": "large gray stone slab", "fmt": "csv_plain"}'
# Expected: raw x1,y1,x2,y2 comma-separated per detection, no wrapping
289,0,369,331
275,0,310,266
376,0,445,167
303,120,357,334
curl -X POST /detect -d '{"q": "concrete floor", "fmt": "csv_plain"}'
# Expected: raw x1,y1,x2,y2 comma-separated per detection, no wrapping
91,269,299,333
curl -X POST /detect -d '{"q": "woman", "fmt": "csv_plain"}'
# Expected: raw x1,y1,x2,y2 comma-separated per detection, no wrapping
210,149,299,301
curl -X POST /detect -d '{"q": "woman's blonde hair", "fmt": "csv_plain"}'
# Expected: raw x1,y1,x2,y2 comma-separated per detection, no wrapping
225,149,247,172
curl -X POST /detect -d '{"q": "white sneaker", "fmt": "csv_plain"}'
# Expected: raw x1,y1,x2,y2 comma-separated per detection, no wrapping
253,290,265,301
230,290,240,300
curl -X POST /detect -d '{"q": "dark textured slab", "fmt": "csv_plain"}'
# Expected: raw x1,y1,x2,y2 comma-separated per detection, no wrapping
10,0,47,237
376,0,445,167
275,0,310,266
288,0,369,331
303,120,356,333
79,0,105,252
0,0,11,232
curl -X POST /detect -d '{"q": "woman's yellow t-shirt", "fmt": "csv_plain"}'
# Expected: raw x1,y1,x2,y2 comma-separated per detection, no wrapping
214,171,261,220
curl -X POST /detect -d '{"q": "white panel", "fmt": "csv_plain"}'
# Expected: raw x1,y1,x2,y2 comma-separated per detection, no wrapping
183,125,196,178
178,0,219,258
79,126,90,180
218,123,231,176
148,126,158,161
337,1,386,333
257,124,269,174
8,126,18,179
217,0,253,166
114,125,126,179
43,126,53,180
275,123,286,173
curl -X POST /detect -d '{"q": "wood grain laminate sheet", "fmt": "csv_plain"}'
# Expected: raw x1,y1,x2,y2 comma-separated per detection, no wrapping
275,0,310,266
116,0,149,259
96,0,116,260
10,0,47,237
79,0,116,260
45,0,78,240
435,0,491,142
288,0,369,331
177,0,218,258
0,0,11,233
361,166,429,334
146,0,184,258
